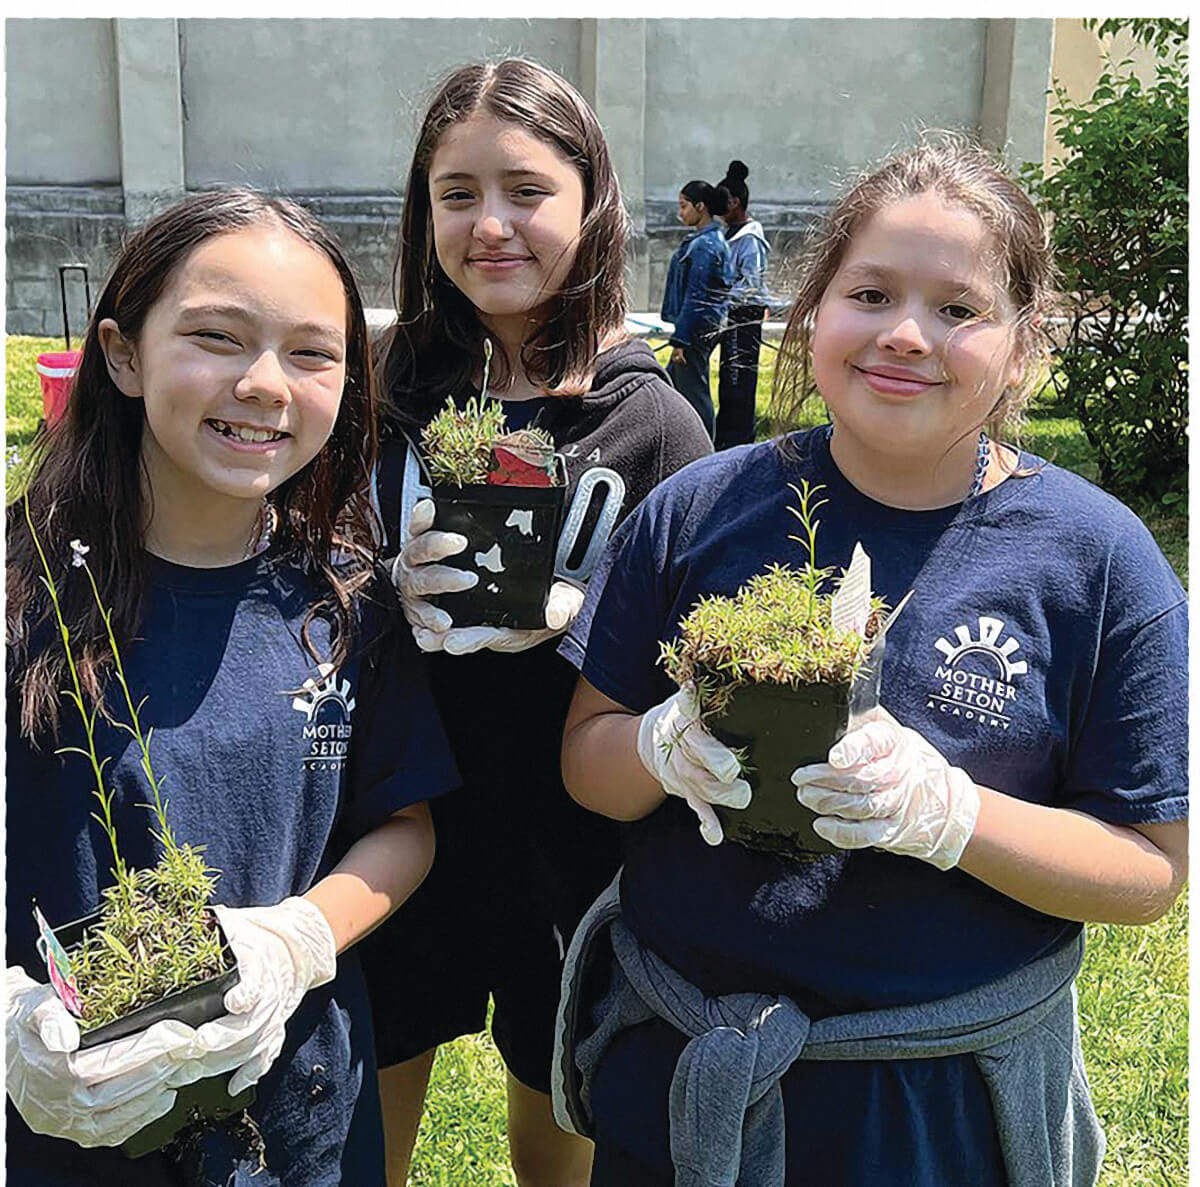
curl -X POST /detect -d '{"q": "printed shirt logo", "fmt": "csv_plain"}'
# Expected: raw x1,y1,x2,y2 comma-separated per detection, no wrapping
928,616,1027,731
291,662,355,771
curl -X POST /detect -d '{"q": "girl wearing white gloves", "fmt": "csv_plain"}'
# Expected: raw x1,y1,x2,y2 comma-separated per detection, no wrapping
6,191,458,1186
555,142,1187,1186
357,60,711,1187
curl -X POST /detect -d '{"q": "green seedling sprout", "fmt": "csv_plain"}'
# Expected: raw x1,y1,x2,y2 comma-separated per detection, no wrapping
24,496,226,1031
422,338,557,487
660,482,888,732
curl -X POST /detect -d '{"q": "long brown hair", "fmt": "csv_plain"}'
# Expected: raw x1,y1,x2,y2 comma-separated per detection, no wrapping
8,189,379,740
771,137,1061,448
377,58,630,432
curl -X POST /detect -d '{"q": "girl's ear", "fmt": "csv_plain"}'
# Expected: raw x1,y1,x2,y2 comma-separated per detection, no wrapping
97,318,143,398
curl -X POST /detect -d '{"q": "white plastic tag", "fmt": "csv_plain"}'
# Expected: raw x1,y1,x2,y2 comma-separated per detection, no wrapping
831,542,872,637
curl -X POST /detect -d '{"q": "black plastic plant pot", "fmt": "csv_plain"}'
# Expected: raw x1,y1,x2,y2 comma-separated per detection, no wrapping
50,909,255,1159
430,469,567,630
710,681,851,859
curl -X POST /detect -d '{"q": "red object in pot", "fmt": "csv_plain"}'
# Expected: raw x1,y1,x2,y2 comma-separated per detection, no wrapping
487,445,554,487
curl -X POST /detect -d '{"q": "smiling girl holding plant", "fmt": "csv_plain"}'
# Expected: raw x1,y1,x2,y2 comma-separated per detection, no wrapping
359,58,711,1187
555,141,1187,1185
5,190,458,1186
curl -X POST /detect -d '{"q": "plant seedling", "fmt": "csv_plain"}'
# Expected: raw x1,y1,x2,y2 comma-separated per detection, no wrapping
23,497,252,1156
419,341,569,629
421,340,563,490
660,481,892,857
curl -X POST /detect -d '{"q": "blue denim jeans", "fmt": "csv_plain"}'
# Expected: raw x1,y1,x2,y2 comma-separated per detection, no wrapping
667,340,715,439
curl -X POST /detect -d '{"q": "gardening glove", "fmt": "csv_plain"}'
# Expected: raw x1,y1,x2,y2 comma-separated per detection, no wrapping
790,708,980,870
389,498,478,649
636,685,752,846
5,965,198,1147
182,897,337,1097
436,580,585,655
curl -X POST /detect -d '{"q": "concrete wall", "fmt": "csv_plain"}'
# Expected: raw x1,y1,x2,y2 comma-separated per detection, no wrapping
179,19,580,192
7,17,1056,333
644,19,984,204
641,18,989,309
6,19,121,185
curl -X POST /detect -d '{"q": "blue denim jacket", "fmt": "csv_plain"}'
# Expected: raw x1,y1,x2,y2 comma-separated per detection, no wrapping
661,222,734,348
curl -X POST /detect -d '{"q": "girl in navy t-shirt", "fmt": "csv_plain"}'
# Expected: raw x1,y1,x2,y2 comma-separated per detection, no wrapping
5,190,458,1186
556,143,1187,1185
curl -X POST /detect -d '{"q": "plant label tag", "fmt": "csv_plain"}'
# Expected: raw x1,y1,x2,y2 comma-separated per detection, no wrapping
32,904,82,1017
832,543,872,636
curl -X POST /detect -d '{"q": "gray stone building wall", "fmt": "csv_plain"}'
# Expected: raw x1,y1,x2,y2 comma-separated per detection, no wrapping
6,17,1053,335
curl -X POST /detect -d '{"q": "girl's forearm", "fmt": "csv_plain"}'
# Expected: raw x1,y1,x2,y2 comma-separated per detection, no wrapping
562,708,666,822
959,789,1186,925
303,803,435,953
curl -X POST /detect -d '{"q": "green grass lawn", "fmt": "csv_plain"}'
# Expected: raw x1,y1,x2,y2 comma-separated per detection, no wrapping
6,334,1188,1185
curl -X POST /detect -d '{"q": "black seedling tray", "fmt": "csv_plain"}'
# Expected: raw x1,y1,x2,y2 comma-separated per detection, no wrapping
54,909,240,1049
431,462,567,629
50,908,254,1158
710,681,850,858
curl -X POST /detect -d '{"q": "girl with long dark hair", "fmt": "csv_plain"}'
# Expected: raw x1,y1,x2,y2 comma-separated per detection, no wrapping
5,190,457,1186
359,58,711,1187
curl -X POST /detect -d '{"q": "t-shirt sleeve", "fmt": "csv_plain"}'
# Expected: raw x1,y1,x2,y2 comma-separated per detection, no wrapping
560,492,681,714
1060,529,1187,825
339,605,460,841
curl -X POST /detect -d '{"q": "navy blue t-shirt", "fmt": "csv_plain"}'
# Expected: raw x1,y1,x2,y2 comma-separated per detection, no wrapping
6,548,459,1187
560,429,1187,1182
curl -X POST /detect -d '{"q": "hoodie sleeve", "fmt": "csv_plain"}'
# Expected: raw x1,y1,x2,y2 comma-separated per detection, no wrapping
729,234,769,306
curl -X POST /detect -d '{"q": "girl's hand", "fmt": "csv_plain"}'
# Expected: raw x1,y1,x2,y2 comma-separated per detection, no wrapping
389,499,478,648
5,965,197,1147
791,708,980,870
670,346,686,366
431,580,584,655
636,685,751,845
182,898,337,1097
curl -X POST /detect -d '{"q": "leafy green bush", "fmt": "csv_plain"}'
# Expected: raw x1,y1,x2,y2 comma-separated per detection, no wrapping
1022,19,1187,505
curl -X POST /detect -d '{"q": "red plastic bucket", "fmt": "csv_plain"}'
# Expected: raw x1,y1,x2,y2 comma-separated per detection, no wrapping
36,350,81,426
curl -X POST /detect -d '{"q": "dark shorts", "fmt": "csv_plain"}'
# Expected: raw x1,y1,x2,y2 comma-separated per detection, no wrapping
358,778,622,1094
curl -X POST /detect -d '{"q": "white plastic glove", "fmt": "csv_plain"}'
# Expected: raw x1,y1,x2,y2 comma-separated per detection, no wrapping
790,709,980,870
5,965,200,1147
636,685,752,846
389,498,477,646
178,897,337,1098
435,580,584,655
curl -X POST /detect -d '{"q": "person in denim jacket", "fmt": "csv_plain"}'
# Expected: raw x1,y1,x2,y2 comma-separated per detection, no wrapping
661,179,734,437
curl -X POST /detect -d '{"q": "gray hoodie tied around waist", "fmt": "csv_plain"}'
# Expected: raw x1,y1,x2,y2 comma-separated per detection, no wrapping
553,875,1104,1187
